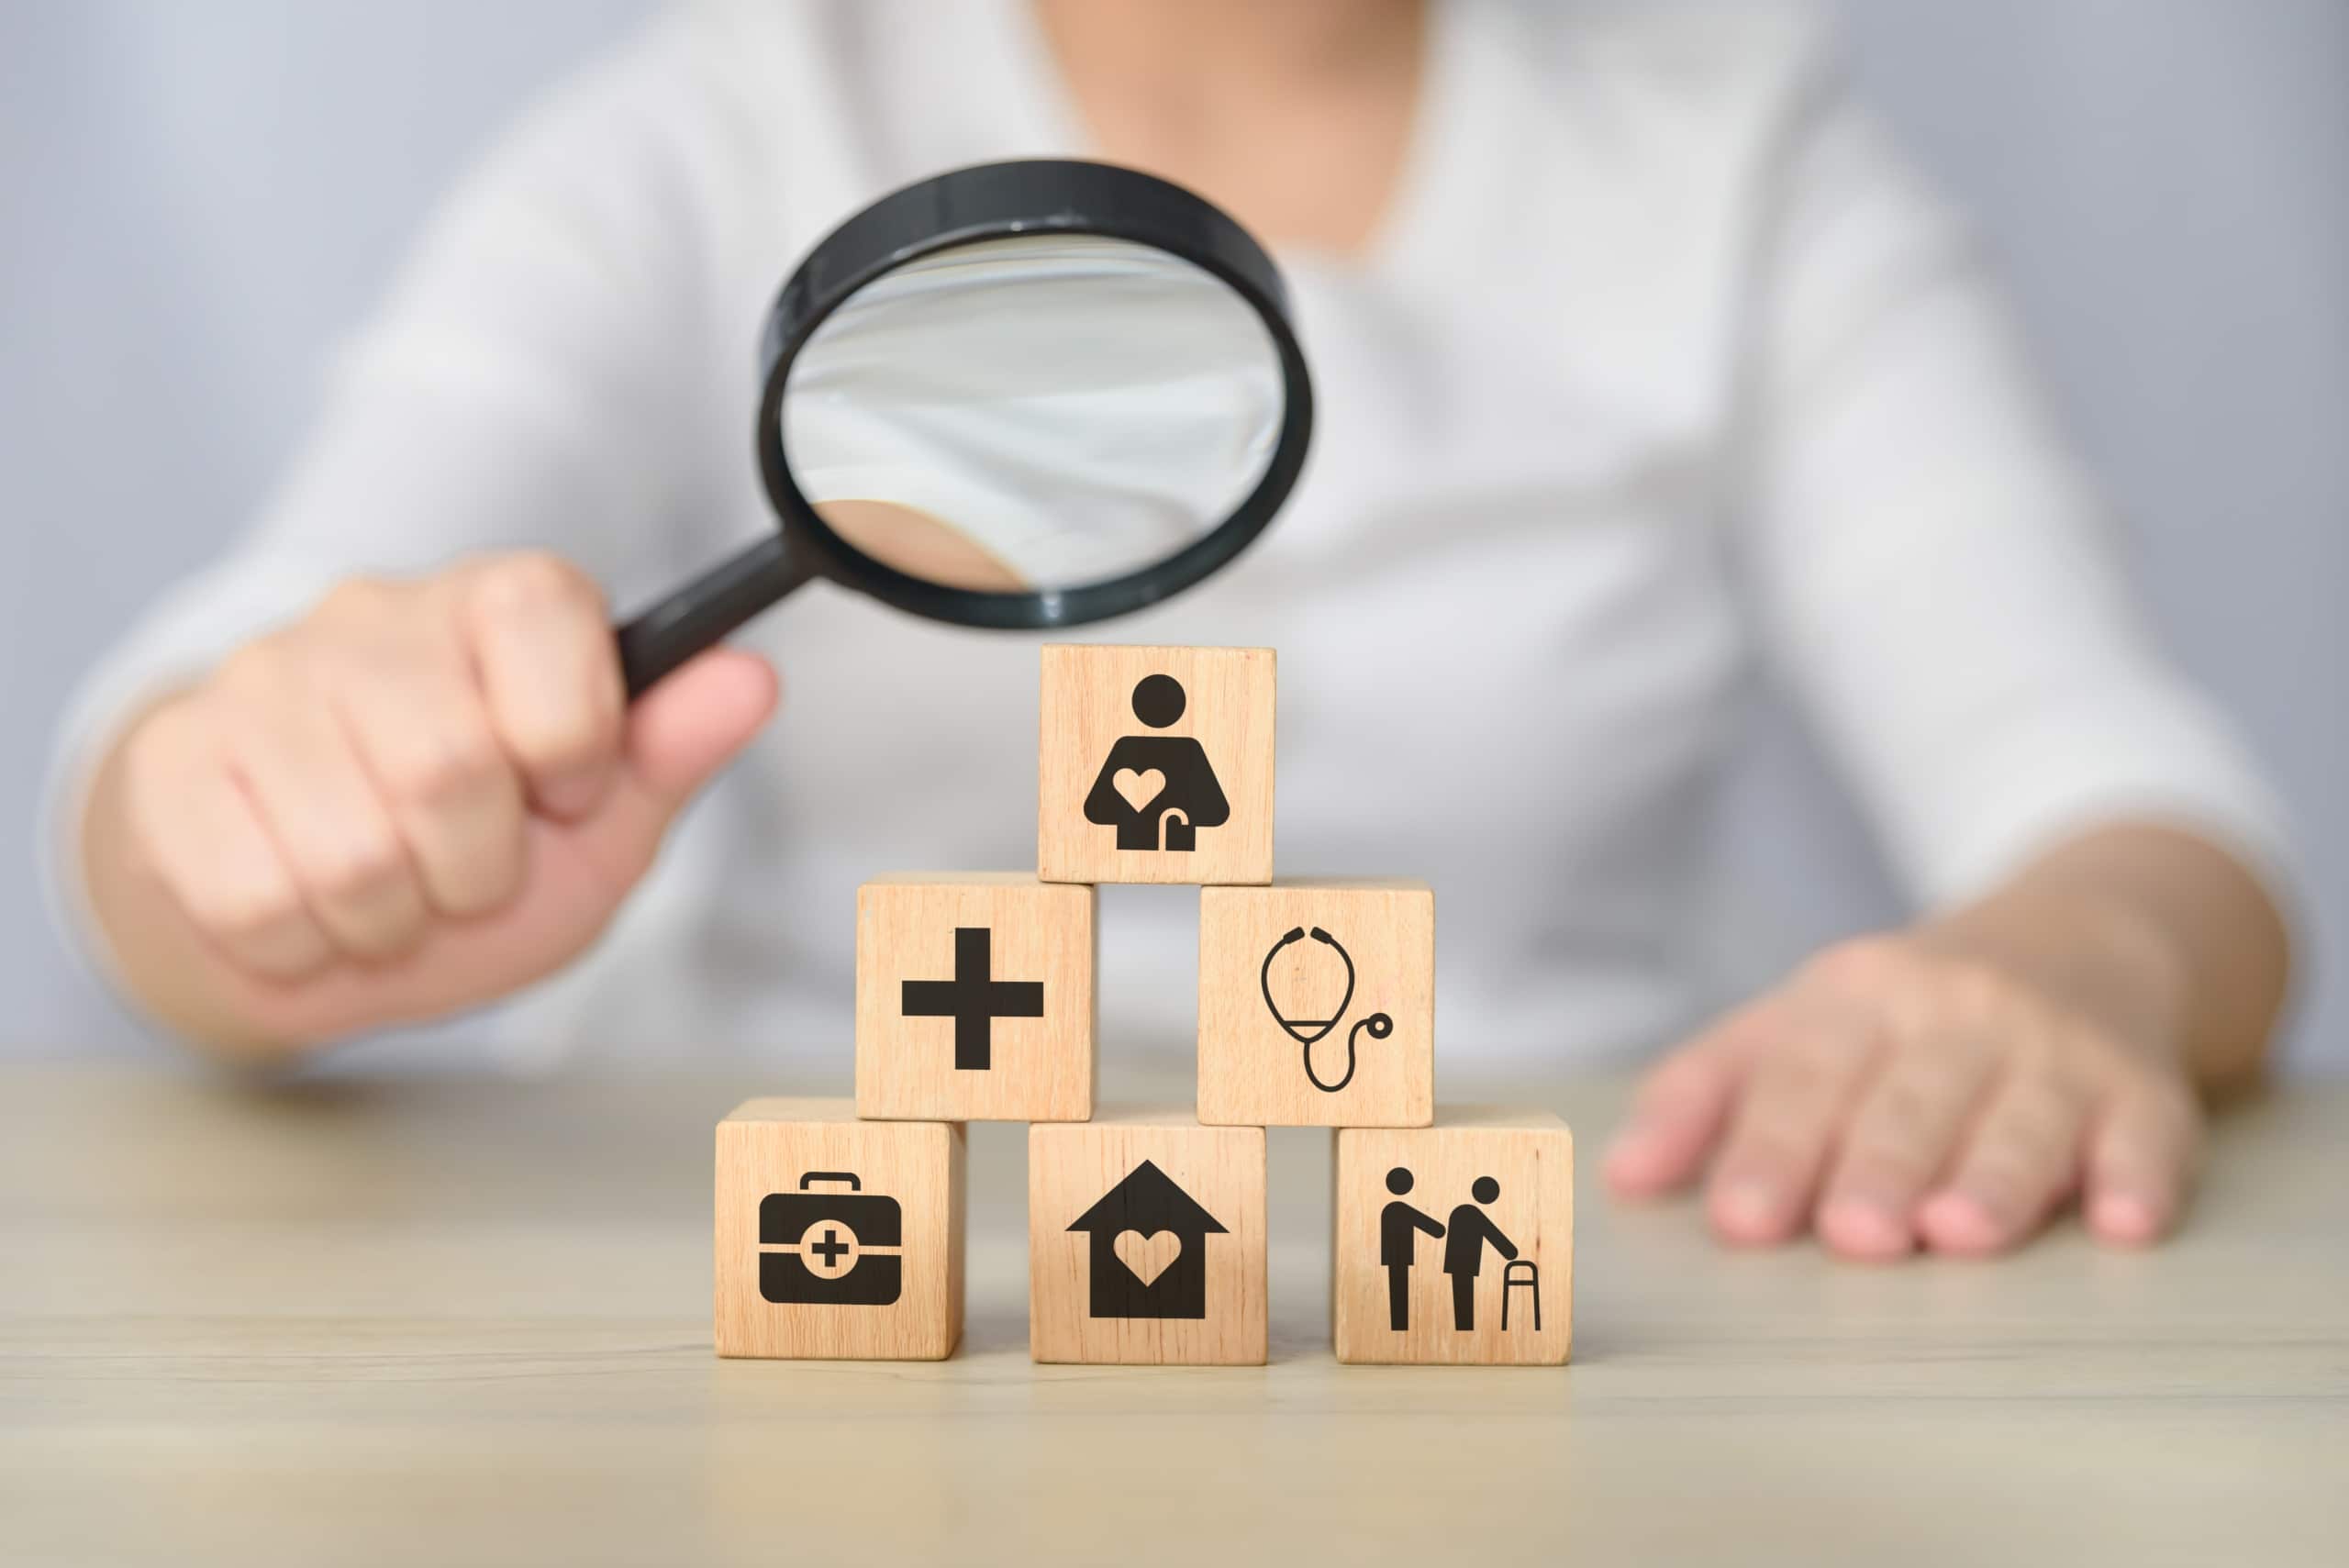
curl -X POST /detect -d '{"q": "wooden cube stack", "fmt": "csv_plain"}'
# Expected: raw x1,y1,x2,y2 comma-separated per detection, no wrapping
715,645,1569,1367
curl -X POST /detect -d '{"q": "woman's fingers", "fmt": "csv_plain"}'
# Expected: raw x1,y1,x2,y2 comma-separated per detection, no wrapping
458,556,625,820
1603,1014,1761,1197
2083,1080,2201,1246
1815,1041,1996,1260
1917,1066,2090,1255
87,553,786,1061
1703,1016,1880,1246
120,703,334,980
214,641,430,962
332,638,528,919
1601,929,2211,1260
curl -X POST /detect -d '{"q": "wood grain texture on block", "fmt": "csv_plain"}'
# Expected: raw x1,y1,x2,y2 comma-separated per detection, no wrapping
1037,644,1275,885
1333,1109,1572,1365
1198,878,1434,1128
856,873,1094,1122
1029,1107,1267,1365
715,1099,964,1361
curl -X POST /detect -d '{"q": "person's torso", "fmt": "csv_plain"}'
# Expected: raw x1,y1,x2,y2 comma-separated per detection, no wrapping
500,0,1822,1073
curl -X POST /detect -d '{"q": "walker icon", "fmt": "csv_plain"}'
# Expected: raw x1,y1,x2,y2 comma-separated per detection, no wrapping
1378,1167,1531,1331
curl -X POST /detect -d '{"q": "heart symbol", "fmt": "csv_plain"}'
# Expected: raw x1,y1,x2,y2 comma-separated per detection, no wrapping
1112,1229,1182,1287
1111,768,1166,814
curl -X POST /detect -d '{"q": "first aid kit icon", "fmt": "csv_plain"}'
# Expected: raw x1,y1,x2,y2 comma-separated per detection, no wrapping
759,1172,904,1307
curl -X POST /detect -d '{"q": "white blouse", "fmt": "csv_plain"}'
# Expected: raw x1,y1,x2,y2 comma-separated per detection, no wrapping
47,0,2285,1070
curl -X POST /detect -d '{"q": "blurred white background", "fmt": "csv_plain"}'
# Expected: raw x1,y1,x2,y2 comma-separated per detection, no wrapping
4,1,2342,1066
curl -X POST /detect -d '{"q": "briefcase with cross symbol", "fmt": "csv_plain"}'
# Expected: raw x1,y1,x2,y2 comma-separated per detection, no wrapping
760,1172,904,1307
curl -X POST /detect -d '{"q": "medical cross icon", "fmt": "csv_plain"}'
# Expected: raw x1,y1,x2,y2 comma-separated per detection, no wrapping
807,1228,850,1270
900,926,1044,1072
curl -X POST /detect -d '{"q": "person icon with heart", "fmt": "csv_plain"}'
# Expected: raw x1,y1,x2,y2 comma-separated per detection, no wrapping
1083,673,1229,851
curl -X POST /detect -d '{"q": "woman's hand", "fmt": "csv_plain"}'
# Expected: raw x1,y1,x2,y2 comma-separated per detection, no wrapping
1602,925,2208,1259
81,553,778,1061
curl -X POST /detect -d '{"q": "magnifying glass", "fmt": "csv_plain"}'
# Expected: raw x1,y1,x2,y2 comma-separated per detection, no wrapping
613,160,1314,697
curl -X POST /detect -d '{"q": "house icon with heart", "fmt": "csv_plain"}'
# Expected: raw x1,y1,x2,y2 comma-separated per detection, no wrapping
1067,1159,1228,1320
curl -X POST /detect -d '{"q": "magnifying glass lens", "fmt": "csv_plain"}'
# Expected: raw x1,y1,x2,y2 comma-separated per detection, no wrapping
780,235,1286,593
613,161,1313,699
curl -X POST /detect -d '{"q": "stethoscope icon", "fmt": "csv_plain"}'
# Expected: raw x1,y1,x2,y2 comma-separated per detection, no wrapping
1260,927,1393,1094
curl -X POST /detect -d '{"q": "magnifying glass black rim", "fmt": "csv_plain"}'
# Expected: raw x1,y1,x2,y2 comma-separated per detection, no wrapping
752,158,1314,630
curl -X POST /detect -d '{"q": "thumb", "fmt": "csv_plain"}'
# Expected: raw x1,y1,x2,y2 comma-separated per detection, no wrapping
566,648,779,882
625,647,781,808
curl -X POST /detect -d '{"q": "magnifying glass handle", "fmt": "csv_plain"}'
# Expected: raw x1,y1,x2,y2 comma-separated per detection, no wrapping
615,532,816,699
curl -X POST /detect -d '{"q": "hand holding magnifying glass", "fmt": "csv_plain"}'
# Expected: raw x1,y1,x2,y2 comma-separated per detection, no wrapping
82,161,1314,1055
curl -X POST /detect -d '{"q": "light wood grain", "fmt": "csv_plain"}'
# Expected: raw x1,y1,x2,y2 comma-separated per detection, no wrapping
1334,1110,1573,1363
854,873,1095,1121
2,1066,2344,1567
1037,643,1275,884
1199,878,1435,1126
1029,1106,1267,1364
714,1098,963,1360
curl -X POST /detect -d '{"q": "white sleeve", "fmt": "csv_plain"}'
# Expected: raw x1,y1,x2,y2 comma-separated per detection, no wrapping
1739,64,2293,909
39,15,738,995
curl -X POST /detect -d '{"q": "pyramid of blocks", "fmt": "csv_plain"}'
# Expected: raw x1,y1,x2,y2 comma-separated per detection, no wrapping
714,645,1573,1366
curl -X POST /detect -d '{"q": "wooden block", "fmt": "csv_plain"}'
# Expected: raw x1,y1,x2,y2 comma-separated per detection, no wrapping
1029,1108,1267,1364
855,873,1094,1123
1197,878,1435,1128
715,1099,963,1360
1037,644,1275,885
1333,1110,1573,1365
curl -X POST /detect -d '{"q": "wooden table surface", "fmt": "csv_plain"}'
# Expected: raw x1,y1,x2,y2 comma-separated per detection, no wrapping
2,1066,2343,1566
